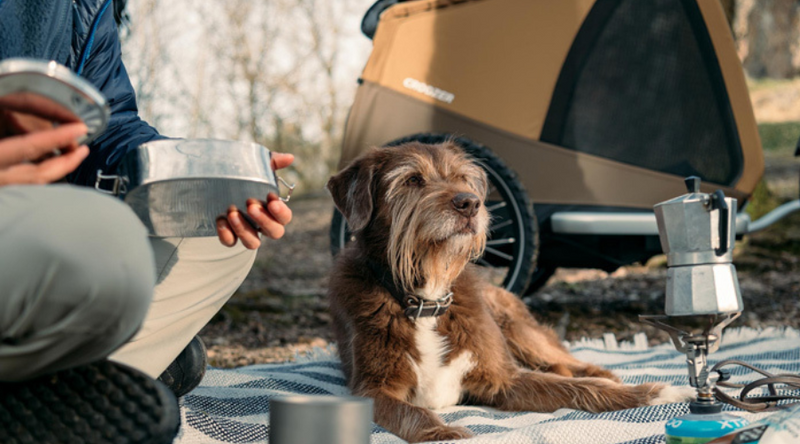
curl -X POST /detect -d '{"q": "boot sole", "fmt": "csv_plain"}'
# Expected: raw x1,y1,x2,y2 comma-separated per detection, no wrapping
0,360,180,444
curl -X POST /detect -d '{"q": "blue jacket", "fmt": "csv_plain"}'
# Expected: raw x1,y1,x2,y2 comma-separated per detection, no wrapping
0,0,164,186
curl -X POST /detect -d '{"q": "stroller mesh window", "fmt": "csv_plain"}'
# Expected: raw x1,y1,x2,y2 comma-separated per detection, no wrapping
543,0,743,185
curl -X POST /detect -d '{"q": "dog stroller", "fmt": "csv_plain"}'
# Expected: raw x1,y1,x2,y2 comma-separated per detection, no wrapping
331,0,800,295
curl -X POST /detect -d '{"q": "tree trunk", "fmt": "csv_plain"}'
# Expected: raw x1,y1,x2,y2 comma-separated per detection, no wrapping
735,0,800,79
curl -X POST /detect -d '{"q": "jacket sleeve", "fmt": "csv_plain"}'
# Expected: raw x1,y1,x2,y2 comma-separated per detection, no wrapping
68,2,167,187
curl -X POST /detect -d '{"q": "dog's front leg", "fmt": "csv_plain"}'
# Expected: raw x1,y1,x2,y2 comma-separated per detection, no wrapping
483,370,668,413
363,389,473,443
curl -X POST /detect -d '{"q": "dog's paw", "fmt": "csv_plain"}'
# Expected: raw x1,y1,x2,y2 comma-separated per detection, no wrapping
648,385,696,405
416,425,474,442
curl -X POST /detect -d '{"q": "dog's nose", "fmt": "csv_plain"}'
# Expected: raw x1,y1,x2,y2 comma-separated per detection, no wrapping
452,193,481,217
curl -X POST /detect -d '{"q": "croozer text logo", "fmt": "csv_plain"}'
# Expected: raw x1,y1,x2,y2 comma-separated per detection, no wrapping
402,78,455,104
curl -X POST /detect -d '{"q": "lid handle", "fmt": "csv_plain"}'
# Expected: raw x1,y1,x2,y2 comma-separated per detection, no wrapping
685,176,701,193
94,169,127,196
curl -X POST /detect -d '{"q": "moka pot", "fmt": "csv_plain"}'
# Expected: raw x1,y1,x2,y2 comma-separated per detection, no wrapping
654,177,743,316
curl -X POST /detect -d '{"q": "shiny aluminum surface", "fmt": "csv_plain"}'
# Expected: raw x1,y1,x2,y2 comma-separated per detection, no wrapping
654,181,743,316
665,263,743,316
269,395,373,444
654,193,737,266
118,139,279,237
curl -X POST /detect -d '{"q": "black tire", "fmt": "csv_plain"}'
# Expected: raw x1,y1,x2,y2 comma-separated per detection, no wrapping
330,134,538,295
524,266,557,295
329,208,352,256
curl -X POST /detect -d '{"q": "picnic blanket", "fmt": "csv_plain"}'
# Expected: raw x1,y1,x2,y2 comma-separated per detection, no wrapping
175,327,800,443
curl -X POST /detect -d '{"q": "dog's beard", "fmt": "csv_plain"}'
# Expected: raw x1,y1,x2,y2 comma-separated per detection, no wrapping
385,189,488,295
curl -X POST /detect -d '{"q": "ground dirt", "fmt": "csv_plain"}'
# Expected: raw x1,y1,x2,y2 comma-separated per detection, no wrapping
750,79,800,123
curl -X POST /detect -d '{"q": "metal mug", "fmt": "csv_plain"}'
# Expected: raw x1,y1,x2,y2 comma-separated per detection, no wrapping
269,395,373,444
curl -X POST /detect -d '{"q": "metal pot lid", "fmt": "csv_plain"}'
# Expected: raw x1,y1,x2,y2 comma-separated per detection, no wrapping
654,176,711,209
0,58,110,144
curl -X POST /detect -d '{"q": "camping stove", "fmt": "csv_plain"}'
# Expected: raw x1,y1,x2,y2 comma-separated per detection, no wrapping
639,313,739,411
639,177,748,442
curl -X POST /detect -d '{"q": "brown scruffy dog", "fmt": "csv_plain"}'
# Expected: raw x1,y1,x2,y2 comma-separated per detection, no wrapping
326,141,690,443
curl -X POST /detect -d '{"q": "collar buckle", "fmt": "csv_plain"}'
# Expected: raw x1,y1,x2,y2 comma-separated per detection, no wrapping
405,292,454,321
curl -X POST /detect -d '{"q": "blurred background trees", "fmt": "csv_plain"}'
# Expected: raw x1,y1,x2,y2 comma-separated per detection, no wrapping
733,0,800,79
120,0,371,193
119,0,800,194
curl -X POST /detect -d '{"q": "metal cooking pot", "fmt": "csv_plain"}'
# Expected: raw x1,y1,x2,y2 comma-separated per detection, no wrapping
96,139,293,237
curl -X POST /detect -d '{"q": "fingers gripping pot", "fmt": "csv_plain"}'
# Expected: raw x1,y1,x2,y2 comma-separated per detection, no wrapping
0,58,110,144
95,139,294,237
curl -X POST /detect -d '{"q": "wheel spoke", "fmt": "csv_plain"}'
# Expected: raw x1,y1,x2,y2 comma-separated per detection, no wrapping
487,238,515,246
476,258,492,267
484,246,513,262
486,201,507,212
490,219,513,231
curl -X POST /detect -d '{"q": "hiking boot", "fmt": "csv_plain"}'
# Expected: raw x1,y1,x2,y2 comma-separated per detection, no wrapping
158,335,207,398
0,360,180,444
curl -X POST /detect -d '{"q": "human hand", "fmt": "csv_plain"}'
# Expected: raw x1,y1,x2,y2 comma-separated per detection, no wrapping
0,92,80,138
0,123,89,186
216,152,294,249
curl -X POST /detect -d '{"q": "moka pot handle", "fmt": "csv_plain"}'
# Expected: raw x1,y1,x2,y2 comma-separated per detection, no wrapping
710,190,729,257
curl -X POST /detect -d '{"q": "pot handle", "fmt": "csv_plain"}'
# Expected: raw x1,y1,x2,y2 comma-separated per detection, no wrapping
94,169,127,196
277,176,295,203
710,190,729,257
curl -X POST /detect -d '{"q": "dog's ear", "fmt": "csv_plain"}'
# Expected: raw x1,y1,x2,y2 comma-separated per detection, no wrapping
327,152,378,232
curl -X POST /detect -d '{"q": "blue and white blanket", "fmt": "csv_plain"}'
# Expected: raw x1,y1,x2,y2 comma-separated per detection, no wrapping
175,327,800,443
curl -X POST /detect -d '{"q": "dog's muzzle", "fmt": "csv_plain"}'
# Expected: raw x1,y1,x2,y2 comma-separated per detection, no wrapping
404,293,453,321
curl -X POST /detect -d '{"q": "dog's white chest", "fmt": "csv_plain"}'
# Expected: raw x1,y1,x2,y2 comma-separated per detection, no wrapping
409,318,474,410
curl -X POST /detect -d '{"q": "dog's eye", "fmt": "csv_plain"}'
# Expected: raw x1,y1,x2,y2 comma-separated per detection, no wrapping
406,175,424,187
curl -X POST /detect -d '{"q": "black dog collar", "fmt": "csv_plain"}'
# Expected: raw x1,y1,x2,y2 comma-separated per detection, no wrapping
365,258,454,321
403,292,453,321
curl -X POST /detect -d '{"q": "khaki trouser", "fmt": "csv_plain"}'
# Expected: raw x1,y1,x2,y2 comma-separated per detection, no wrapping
0,185,256,381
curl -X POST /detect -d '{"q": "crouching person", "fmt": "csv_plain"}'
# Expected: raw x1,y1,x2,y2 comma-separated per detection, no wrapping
0,122,182,443
0,2,294,442
0,99,294,443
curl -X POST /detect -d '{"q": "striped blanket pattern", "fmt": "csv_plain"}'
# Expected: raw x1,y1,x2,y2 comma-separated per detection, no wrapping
175,327,800,443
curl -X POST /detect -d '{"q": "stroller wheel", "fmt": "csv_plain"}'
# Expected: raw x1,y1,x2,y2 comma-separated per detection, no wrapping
329,133,538,295
329,208,353,257
524,266,557,295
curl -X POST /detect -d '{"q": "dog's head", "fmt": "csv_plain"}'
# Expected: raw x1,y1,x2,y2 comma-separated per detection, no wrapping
327,141,490,291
